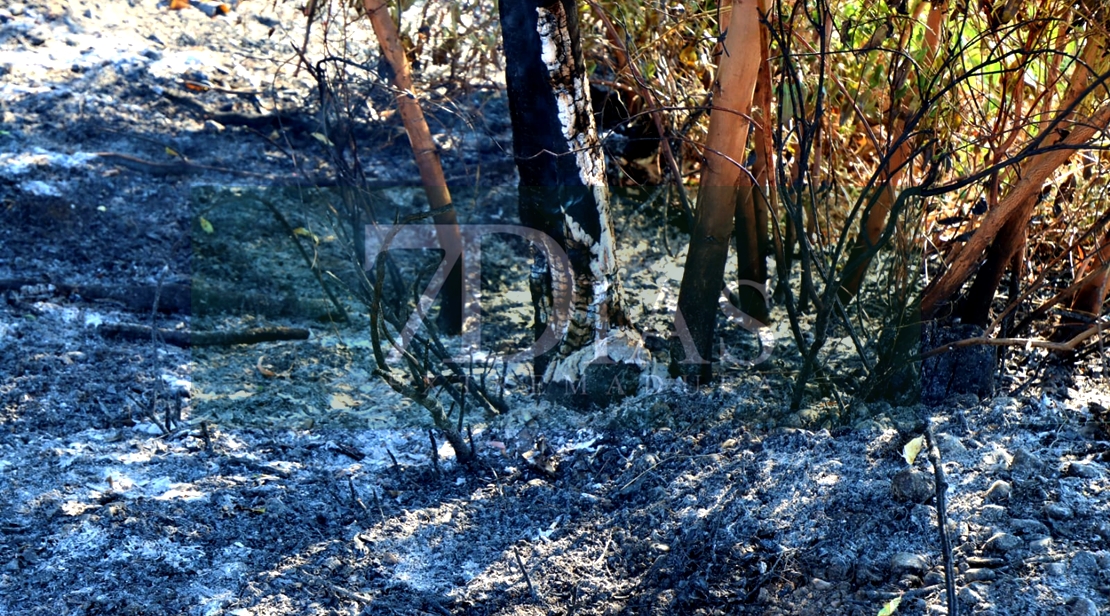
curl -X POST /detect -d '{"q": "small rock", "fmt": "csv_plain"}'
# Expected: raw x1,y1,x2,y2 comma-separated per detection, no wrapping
856,563,884,584
810,578,833,590
891,552,929,574
204,119,225,132
892,468,934,503
947,518,970,539
1010,518,1049,536
1065,460,1106,479
937,433,967,454
24,27,47,46
958,585,982,606
979,504,1007,522
1044,503,1074,520
0,8,12,22
1072,551,1099,575
984,532,1022,553
923,571,945,586
1044,562,1067,577
9,3,25,16
1029,537,1052,553
984,480,1012,503
824,556,852,581
1067,596,1099,616
981,447,1013,473
1010,448,1045,479
1095,521,1110,543
964,568,996,582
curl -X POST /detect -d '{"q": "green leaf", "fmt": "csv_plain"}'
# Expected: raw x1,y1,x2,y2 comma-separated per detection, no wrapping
903,436,924,466
877,596,901,616
199,216,214,234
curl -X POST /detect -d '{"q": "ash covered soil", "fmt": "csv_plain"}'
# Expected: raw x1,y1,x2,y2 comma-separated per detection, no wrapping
2,1,1110,615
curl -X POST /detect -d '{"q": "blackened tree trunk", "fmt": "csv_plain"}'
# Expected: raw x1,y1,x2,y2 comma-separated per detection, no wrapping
498,0,643,396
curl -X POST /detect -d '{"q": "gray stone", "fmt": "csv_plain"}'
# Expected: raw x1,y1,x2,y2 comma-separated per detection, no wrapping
1044,562,1067,577
1010,518,1050,536
937,433,967,454
964,568,996,582
891,552,929,573
984,532,1022,553
1029,537,1053,553
824,555,852,581
1096,551,1110,569
1072,551,1099,575
1044,503,1074,520
979,504,1007,522
810,578,833,590
1067,596,1099,616
1010,448,1045,480
984,480,1012,503
958,585,982,606
892,468,933,503
1096,521,1110,543
1065,460,1106,479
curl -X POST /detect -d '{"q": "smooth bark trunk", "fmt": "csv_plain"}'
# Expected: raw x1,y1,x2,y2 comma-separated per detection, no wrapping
364,0,465,334
673,0,762,380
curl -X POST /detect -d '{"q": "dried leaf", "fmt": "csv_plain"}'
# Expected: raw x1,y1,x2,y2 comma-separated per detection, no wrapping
256,355,277,378
903,436,924,466
876,596,901,616
169,0,191,9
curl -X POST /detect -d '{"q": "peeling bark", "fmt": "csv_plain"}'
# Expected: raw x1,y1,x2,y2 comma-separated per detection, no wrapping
499,0,642,395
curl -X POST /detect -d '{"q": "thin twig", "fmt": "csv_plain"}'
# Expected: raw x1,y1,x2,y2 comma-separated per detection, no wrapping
924,418,959,616
513,546,542,602
429,429,441,477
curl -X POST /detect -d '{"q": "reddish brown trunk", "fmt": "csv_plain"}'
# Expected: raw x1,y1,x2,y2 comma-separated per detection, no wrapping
733,16,773,324
920,103,1110,318
956,203,1031,326
1069,228,1110,317
364,0,465,334
674,0,762,379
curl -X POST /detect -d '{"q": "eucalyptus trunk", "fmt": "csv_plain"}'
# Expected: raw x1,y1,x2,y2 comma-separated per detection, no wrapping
498,0,644,399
